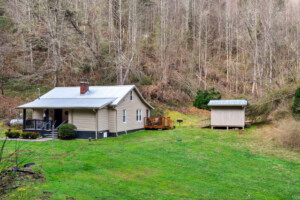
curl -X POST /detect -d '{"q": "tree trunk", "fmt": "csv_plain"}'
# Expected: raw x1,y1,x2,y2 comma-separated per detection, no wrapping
118,0,123,85
198,4,202,86
252,0,258,95
0,55,4,95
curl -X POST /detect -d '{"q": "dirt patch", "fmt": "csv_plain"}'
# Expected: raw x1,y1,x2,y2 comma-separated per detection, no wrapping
0,167,44,196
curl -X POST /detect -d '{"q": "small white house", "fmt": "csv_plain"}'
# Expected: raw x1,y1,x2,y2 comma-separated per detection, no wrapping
208,100,247,129
18,80,153,139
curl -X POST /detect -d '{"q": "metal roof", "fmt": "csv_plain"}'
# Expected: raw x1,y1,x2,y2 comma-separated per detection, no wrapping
18,85,154,109
18,98,116,109
208,100,247,106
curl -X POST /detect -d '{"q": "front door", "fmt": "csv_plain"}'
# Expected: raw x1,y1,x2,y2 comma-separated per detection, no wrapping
54,109,63,127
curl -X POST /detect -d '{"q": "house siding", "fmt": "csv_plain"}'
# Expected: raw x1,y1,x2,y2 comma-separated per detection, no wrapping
108,108,116,133
32,109,43,120
211,106,245,127
68,110,73,124
73,109,96,131
98,107,108,131
62,109,69,122
115,90,150,132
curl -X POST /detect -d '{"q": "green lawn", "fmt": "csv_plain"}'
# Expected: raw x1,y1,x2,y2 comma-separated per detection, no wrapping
2,127,300,200
0,120,6,137
164,109,208,127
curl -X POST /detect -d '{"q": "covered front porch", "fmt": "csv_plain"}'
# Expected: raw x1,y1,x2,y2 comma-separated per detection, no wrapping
22,108,69,134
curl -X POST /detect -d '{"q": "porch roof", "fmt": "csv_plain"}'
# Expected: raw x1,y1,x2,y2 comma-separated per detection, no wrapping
17,98,116,109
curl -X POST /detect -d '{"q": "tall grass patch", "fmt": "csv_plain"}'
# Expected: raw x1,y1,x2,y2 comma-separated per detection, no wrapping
277,120,300,150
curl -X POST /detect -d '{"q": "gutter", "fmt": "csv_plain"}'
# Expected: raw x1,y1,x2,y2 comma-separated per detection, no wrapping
115,107,118,137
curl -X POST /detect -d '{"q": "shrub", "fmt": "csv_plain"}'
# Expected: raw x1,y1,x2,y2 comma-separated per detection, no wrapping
292,87,300,119
277,120,300,150
58,124,77,139
193,88,221,110
10,123,22,130
5,129,21,138
22,132,30,139
247,86,295,122
30,132,40,139
150,108,164,117
22,132,40,139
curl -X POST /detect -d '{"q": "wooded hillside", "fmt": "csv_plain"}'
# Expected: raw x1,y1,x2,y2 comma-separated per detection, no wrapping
0,0,300,104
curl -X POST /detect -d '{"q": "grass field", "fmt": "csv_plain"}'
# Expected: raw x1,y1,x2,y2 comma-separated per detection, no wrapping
2,127,300,200
0,120,6,137
164,110,203,127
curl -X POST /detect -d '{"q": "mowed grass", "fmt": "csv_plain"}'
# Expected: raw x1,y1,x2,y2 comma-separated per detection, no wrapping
2,128,300,200
164,109,209,127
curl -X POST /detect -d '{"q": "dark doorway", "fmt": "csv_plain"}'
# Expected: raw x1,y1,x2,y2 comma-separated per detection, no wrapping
146,109,149,118
44,109,49,121
54,109,63,127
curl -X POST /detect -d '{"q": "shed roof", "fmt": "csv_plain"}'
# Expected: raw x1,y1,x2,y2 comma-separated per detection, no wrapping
18,85,154,109
208,100,247,107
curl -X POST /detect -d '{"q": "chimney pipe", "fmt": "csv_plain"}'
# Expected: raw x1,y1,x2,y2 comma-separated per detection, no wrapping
80,78,89,95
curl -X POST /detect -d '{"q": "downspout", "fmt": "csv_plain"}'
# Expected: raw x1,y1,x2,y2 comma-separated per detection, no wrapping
115,108,118,137
93,109,98,140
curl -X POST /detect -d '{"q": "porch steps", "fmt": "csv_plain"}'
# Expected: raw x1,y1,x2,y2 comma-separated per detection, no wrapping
43,132,58,139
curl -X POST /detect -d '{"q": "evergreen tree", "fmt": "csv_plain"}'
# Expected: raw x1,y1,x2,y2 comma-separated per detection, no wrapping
292,87,300,119
193,88,221,110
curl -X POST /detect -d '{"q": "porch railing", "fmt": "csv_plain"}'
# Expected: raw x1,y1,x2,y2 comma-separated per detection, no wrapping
144,117,174,129
25,119,52,130
56,120,68,130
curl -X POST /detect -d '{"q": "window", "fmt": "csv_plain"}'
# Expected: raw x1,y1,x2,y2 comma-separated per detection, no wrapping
139,109,142,121
130,90,133,101
136,109,142,121
123,109,126,123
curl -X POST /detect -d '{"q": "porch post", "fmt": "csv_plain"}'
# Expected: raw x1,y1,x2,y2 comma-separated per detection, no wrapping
23,109,26,130
45,109,49,129
95,109,98,140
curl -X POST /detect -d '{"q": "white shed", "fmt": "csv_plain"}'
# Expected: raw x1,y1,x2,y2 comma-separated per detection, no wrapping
208,100,247,130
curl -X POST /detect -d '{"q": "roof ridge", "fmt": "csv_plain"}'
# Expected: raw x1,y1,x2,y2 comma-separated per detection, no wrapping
54,85,135,88
39,97,117,99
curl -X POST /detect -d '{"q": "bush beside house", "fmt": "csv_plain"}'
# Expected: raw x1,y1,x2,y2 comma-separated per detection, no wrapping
22,132,40,139
5,129,22,138
4,129,40,139
59,124,77,139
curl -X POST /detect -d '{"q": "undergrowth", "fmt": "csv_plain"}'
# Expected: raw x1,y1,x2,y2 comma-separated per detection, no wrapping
247,85,296,122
